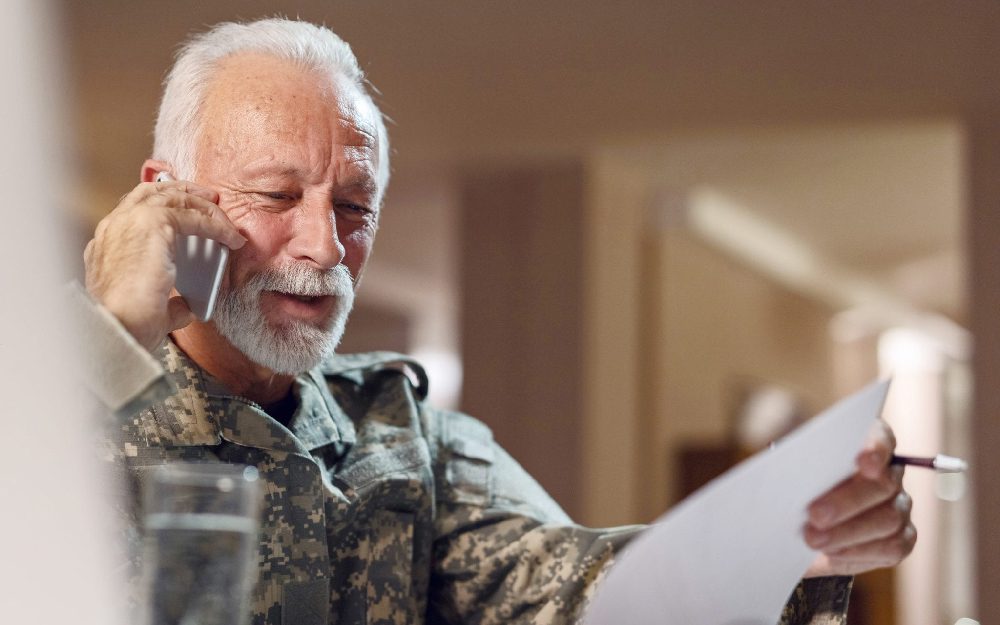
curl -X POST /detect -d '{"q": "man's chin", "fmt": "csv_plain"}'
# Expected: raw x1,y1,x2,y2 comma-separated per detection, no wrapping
213,280,353,375
211,314,339,375
245,336,335,375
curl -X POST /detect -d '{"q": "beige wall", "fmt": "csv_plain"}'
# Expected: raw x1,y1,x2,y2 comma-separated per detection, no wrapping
581,153,837,525
968,116,1000,623
452,156,839,527
639,230,836,520
581,156,648,526
459,163,587,518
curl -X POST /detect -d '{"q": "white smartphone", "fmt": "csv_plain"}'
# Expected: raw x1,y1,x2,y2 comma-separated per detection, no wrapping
155,171,228,321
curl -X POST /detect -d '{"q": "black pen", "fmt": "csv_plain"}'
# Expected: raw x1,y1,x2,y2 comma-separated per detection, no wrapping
891,454,968,473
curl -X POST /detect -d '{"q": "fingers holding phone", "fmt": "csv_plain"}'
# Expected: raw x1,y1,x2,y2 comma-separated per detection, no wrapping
155,172,232,323
84,173,246,352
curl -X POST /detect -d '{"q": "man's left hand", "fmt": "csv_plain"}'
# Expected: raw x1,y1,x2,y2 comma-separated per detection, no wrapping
803,419,917,577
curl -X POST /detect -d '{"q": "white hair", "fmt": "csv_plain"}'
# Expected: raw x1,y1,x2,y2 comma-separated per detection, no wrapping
153,17,390,205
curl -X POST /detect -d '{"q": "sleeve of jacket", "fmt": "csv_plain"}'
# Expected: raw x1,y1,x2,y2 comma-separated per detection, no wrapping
67,281,171,418
779,577,853,625
425,409,852,625
426,409,641,625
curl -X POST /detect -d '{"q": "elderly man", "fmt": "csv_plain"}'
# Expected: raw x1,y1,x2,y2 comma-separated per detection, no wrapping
79,17,915,625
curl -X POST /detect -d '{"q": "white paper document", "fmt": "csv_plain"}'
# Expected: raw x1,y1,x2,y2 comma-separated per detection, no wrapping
583,380,891,625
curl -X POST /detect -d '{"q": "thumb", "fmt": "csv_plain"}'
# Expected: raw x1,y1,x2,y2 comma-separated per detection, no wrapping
166,295,196,331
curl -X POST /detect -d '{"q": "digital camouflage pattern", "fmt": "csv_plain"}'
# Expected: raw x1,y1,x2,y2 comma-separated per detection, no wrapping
102,340,852,625
781,577,852,625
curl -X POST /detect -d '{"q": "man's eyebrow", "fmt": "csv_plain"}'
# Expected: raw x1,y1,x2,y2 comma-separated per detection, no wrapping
236,163,376,195
342,176,378,196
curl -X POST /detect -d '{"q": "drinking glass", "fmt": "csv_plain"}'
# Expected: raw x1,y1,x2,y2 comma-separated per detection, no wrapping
142,462,262,625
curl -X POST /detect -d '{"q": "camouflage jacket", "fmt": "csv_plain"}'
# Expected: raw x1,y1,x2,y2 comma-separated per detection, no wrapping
103,339,851,625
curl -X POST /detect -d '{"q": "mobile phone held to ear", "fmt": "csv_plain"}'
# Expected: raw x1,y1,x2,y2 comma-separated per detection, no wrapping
155,171,228,321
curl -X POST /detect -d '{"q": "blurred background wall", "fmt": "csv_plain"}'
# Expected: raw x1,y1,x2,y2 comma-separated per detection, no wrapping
61,2,999,623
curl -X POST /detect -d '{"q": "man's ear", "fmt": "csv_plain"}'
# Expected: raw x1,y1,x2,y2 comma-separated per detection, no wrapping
141,159,172,183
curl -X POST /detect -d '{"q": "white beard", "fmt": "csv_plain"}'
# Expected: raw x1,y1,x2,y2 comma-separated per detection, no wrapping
212,263,355,374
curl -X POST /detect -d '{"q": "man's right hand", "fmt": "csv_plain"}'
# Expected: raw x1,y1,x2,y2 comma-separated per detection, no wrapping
83,180,246,352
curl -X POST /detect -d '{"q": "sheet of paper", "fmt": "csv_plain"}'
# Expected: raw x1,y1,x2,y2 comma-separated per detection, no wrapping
583,379,890,625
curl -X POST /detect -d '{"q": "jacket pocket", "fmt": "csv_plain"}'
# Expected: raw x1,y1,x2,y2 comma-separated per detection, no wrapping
336,438,431,492
441,413,495,506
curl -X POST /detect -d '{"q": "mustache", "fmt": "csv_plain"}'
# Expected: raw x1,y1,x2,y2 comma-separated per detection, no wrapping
245,263,354,297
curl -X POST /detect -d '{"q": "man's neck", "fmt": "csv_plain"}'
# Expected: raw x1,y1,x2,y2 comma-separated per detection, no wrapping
170,322,295,408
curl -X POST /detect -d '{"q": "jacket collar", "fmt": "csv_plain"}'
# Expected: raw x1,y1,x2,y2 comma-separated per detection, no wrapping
151,340,358,455
321,351,429,400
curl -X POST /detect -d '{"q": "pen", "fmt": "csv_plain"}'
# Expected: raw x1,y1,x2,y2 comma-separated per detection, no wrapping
891,454,968,473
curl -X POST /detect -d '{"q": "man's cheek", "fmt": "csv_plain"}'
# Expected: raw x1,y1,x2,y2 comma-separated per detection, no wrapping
342,229,374,270
223,245,262,294
223,200,276,246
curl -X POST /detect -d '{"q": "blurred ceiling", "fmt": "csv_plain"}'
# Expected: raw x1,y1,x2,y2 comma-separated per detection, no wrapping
63,1,998,322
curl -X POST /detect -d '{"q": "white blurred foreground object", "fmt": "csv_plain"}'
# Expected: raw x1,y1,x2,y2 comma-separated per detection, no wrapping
0,2,124,624
583,380,891,625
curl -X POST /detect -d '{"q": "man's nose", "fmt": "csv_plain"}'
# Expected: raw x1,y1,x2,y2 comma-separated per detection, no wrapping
286,198,346,270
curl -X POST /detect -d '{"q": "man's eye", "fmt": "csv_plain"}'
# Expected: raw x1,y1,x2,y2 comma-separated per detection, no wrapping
336,202,374,222
263,192,294,201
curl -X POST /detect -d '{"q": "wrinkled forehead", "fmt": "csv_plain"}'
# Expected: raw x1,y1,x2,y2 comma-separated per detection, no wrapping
329,77,381,151
199,52,380,152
